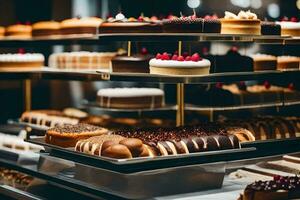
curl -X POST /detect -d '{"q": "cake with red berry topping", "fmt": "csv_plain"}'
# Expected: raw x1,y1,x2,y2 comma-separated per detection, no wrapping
149,52,211,76
99,13,162,33
221,10,261,35
238,176,300,200
162,13,221,33
276,17,300,37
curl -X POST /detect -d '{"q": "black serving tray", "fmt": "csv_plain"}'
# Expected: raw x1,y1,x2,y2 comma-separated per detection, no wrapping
26,137,254,173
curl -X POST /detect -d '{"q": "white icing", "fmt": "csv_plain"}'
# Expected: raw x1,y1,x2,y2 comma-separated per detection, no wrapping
116,13,125,21
224,10,257,20
276,21,300,29
97,87,164,98
251,54,277,60
0,53,44,62
149,58,211,68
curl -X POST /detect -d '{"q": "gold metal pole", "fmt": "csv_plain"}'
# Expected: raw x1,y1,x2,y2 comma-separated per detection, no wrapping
127,41,132,57
178,41,182,56
176,83,185,126
23,79,31,111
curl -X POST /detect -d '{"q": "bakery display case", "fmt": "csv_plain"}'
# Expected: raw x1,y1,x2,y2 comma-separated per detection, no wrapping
0,0,300,199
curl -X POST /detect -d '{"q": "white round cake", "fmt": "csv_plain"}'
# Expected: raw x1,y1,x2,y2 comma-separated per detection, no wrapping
97,87,165,109
0,53,45,69
149,52,211,76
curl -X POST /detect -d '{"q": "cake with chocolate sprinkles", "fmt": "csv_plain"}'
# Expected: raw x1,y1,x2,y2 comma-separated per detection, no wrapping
239,176,300,200
45,123,108,147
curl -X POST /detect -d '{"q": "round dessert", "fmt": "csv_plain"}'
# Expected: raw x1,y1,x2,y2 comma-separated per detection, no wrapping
221,11,261,35
163,14,221,33
99,13,162,33
97,87,165,109
60,17,103,35
32,21,61,37
149,52,210,76
5,24,32,38
48,51,117,70
276,19,300,37
0,53,44,69
238,176,300,200
251,54,277,71
261,21,281,35
45,123,108,148
110,54,152,73
75,135,154,159
0,26,5,38
277,56,300,71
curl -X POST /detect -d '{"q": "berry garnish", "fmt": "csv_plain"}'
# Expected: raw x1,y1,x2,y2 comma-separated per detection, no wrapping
291,17,298,22
216,82,223,88
185,56,191,61
191,53,200,62
172,55,178,60
25,21,31,25
231,46,238,52
141,47,148,55
18,48,25,54
177,55,184,61
162,52,170,60
182,52,189,58
264,81,271,89
212,14,218,19
204,15,211,20
156,53,162,59
288,83,294,90
138,16,144,22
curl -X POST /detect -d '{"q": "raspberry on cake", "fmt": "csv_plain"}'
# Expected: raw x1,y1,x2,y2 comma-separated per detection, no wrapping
45,123,108,148
97,87,165,109
221,10,261,35
32,21,61,37
149,52,211,76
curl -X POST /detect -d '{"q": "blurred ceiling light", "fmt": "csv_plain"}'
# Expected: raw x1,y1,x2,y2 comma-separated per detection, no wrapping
187,0,201,8
251,0,262,9
267,3,280,18
230,0,250,8
297,0,300,10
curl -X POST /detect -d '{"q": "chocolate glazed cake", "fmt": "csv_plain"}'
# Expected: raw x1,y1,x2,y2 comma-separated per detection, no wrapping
261,21,281,35
239,176,300,200
113,124,240,156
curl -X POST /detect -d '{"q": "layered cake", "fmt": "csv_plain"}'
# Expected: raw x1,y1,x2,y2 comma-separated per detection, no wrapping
5,24,32,38
251,54,277,71
45,123,108,147
209,47,253,73
220,10,261,35
60,17,103,35
277,56,300,71
163,13,221,33
0,53,44,69
75,135,155,159
113,124,241,156
0,26,5,38
110,54,152,73
21,110,79,128
149,52,211,75
32,21,61,37
49,51,117,70
261,21,281,35
238,176,300,200
99,13,162,33
97,88,165,109
276,18,300,37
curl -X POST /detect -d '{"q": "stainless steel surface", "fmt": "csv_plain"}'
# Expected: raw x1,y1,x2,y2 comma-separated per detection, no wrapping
0,185,43,200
